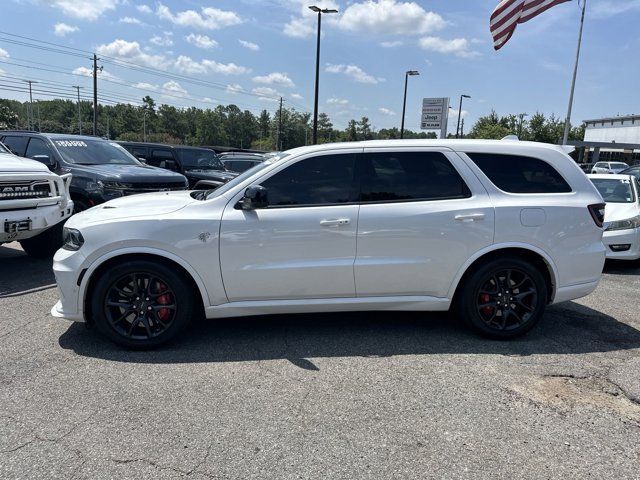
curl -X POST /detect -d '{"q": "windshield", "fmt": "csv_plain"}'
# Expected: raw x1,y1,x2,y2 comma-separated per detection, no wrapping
591,178,635,203
0,142,9,154
53,139,140,165
205,152,290,200
178,149,225,170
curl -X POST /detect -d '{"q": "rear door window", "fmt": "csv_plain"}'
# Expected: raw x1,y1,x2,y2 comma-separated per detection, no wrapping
150,149,176,169
1,136,28,156
466,153,572,193
25,138,53,159
358,151,471,202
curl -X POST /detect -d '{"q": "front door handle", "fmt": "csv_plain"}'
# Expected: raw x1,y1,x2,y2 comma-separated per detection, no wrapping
455,213,486,222
320,218,350,227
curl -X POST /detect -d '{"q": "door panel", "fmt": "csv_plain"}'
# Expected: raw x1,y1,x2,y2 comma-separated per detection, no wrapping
354,149,494,298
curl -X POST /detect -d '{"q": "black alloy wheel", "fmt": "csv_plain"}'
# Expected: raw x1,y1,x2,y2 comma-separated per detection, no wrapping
91,260,195,348
456,256,548,339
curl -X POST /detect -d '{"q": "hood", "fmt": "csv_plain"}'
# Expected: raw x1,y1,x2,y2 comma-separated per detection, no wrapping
69,163,186,183
0,153,50,173
183,168,238,181
70,191,196,225
604,202,640,223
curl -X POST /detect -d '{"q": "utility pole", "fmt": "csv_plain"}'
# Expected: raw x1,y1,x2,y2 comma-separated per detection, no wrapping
309,6,338,145
23,80,37,130
460,118,465,138
143,110,147,142
277,97,283,150
106,113,110,139
36,101,41,132
93,53,100,136
562,0,587,145
517,113,528,139
73,86,83,135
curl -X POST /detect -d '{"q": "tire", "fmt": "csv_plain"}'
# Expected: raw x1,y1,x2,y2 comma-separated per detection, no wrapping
455,256,548,339
90,260,196,349
19,222,65,258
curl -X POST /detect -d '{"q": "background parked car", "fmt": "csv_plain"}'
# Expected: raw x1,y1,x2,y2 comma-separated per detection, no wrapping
0,141,73,257
587,174,640,260
620,165,640,182
591,161,630,174
218,152,266,173
118,142,237,189
0,132,188,212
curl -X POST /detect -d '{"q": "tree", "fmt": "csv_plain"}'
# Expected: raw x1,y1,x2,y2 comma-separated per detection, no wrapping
0,104,19,129
467,110,512,139
345,120,358,141
317,112,333,143
357,116,372,140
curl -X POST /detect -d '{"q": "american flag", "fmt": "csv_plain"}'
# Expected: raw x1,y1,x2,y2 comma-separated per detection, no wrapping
491,0,572,51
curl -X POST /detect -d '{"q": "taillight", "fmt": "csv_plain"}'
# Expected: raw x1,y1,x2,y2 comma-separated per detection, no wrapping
588,203,606,228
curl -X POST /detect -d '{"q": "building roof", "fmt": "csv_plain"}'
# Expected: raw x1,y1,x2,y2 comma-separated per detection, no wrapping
583,114,640,124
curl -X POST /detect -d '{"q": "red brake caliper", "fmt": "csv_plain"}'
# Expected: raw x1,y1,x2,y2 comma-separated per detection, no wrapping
480,293,493,315
155,281,171,322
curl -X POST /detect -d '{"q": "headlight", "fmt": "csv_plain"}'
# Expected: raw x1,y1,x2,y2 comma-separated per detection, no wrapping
62,227,84,251
98,181,134,190
606,215,640,231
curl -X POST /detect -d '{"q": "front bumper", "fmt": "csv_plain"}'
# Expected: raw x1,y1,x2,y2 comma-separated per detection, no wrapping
51,247,87,322
0,201,73,243
602,227,640,260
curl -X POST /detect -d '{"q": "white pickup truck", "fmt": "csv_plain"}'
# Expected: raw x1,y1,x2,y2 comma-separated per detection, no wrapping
0,146,73,258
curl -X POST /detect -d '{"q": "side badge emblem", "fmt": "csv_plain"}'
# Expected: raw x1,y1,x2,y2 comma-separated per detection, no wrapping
198,232,211,243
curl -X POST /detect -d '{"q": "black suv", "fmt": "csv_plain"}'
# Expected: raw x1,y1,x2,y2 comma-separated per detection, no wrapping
0,132,188,211
118,142,238,189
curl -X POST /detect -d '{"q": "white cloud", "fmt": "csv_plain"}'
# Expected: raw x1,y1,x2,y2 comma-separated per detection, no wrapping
378,107,396,116
282,1,339,39
226,84,243,94
162,80,187,96
448,109,468,120
333,0,446,35
119,17,142,25
174,56,250,75
418,37,479,58
203,97,216,104
132,82,159,91
291,93,303,100
96,39,164,67
380,40,403,48
186,33,218,49
328,97,349,105
252,87,281,101
137,4,152,14
0,48,9,59
52,0,117,21
252,72,295,88
54,23,79,36
283,16,316,39
325,64,380,84
202,59,250,75
72,66,120,82
157,3,242,30
239,40,260,51
174,55,208,74
150,33,174,47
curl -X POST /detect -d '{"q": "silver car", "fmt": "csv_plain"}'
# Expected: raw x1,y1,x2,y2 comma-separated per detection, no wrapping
591,161,630,174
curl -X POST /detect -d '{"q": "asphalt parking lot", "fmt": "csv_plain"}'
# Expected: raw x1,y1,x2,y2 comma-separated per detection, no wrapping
1,243,639,480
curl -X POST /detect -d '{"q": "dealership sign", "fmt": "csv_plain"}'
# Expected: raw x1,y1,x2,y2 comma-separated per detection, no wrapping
421,97,450,138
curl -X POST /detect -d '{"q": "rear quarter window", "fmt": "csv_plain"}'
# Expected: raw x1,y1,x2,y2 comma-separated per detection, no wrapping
466,153,572,194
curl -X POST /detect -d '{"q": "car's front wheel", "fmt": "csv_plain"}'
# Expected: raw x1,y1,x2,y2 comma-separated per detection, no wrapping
456,256,548,339
90,260,196,348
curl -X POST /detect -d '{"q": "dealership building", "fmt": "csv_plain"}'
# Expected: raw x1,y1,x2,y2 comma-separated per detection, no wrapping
569,114,640,165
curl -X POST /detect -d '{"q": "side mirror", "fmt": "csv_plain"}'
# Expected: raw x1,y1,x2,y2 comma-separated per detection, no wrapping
164,159,179,171
32,154,57,170
239,185,268,210
138,157,147,164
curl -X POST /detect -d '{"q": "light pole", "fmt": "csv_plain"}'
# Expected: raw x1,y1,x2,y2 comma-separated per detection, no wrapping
517,113,528,139
310,5,338,145
456,94,470,139
400,70,419,139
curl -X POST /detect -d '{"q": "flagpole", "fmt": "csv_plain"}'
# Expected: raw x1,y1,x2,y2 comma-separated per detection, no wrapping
562,0,586,145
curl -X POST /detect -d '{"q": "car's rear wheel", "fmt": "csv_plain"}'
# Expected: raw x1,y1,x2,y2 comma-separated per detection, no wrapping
90,260,196,348
456,256,548,339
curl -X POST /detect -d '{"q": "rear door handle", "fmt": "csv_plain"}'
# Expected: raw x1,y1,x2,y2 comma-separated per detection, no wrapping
320,218,350,227
455,213,486,222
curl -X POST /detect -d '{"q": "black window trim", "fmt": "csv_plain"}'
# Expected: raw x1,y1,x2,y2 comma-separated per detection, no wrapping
253,149,473,209
464,151,574,195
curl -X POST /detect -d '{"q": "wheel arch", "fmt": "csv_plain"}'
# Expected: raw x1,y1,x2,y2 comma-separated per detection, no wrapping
81,249,210,324
449,244,558,305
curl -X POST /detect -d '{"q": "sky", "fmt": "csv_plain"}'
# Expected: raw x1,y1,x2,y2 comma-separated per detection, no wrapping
1,0,639,132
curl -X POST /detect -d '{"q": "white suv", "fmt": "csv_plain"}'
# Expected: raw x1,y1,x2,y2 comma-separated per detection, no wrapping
591,161,629,174
1,146,73,257
52,140,606,348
